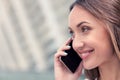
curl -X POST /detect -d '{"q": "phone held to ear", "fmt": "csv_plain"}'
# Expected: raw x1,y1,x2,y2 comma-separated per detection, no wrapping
60,41,82,73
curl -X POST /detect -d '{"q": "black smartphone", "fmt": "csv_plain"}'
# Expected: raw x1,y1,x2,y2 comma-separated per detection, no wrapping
60,41,82,73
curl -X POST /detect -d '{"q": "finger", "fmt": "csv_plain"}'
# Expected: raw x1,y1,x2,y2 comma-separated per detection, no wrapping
75,62,83,75
65,37,72,45
54,51,68,60
57,45,71,52
54,51,68,66
57,37,72,51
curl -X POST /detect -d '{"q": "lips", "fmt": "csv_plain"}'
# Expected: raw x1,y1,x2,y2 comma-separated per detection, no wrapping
79,49,94,59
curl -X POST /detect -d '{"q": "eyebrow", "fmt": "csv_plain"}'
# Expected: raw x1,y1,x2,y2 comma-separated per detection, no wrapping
68,21,89,31
76,21,89,28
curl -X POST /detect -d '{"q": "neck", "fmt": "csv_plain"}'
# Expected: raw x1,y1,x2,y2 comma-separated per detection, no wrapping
98,55,120,80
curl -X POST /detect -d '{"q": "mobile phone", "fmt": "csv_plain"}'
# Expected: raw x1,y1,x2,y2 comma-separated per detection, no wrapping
60,41,82,73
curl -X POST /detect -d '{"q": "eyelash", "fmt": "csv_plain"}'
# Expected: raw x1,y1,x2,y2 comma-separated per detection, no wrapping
69,30,74,36
81,26,91,32
69,30,75,39
69,26,91,37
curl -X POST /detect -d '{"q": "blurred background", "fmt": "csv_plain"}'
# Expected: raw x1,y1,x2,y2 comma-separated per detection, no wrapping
0,0,84,80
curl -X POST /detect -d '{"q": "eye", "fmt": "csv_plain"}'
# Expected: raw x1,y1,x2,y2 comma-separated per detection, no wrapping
69,30,73,36
69,30,75,38
81,26,91,32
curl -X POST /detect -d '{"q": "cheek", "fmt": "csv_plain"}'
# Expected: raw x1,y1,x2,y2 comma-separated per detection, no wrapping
93,33,114,64
96,32,114,58
91,28,114,56
83,48,114,70
83,33,114,69
97,42,114,63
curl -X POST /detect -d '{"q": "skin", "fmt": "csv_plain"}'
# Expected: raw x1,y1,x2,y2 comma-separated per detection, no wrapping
54,5,120,80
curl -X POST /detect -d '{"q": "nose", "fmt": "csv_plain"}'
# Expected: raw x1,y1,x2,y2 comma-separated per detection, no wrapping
72,39,85,51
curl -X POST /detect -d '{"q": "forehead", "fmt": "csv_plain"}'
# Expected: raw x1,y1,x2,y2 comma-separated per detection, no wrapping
68,5,108,32
69,5,88,19
68,5,100,27
69,5,93,22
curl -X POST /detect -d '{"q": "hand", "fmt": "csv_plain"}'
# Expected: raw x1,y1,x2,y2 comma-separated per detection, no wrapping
54,38,83,80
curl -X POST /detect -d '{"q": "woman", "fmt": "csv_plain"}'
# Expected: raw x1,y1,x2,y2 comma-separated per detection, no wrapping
54,0,120,80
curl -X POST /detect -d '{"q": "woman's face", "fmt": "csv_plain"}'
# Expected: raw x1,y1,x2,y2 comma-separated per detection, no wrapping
68,5,115,69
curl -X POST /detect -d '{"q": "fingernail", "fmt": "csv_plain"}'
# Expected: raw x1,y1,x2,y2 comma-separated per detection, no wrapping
67,46,71,49
64,52,68,55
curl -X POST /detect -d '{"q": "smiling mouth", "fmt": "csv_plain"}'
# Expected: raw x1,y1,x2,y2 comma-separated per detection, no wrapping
89,49,94,53
80,49,94,59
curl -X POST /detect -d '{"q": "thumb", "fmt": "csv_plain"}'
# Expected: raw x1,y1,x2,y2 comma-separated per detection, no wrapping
75,62,83,76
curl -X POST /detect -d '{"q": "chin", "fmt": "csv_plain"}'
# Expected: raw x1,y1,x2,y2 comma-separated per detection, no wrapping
83,63,98,70
84,66,93,70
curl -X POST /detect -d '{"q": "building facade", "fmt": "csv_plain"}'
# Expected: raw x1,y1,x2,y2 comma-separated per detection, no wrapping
0,0,73,72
